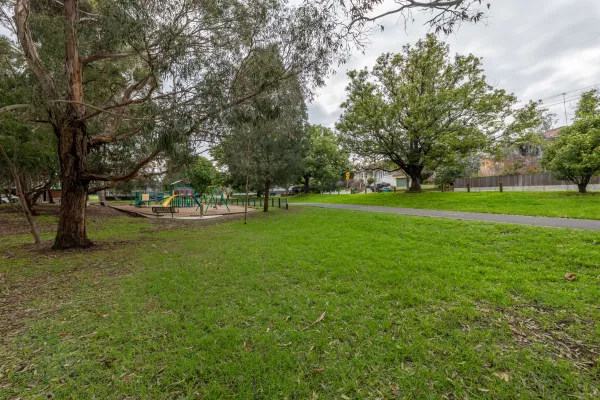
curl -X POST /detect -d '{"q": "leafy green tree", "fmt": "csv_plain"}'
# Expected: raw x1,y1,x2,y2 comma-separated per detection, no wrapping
543,90,600,193
186,157,217,196
300,125,349,193
433,157,479,188
214,47,308,212
336,34,542,192
1,36,59,214
1,0,337,248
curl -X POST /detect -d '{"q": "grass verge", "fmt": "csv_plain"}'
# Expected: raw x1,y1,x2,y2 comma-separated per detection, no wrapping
289,191,600,220
1,207,599,398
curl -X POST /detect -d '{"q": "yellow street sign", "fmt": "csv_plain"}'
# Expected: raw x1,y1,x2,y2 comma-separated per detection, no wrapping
345,172,350,180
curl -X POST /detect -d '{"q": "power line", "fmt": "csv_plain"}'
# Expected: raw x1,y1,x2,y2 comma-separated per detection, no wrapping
562,93,568,126
535,83,599,103
513,92,590,110
515,83,600,105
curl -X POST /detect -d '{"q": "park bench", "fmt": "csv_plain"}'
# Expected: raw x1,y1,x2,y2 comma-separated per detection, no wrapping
151,205,178,218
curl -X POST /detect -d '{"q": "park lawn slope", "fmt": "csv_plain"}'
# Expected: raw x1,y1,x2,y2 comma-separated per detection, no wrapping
1,208,599,398
289,191,600,220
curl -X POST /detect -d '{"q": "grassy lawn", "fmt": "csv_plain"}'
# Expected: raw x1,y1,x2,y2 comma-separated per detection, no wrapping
289,191,600,220
1,206,599,398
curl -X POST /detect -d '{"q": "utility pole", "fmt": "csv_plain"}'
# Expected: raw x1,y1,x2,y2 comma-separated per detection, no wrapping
563,93,568,126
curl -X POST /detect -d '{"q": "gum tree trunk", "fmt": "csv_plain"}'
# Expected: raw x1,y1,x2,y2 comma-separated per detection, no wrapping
0,145,41,244
52,123,92,249
52,0,92,250
578,182,588,194
263,180,270,212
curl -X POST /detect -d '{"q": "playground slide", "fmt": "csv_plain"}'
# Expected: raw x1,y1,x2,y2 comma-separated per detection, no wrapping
161,194,179,207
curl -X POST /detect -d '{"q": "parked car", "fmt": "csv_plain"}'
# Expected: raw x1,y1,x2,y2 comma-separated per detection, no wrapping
1,195,19,204
368,182,393,192
289,186,302,195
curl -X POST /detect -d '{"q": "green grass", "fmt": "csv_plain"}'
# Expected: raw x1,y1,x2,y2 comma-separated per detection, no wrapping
289,191,600,220
1,208,599,398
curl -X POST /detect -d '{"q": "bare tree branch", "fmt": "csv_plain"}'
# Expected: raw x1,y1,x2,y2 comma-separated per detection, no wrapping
0,104,31,113
14,0,59,99
80,149,160,182
51,100,156,121
89,127,142,145
81,52,135,64
87,168,173,194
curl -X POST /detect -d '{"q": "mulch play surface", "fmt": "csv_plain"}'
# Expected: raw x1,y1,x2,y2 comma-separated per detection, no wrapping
109,203,253,218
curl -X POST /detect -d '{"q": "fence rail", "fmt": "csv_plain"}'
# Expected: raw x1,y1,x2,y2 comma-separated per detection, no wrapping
454,173,600,191
229,197,288,209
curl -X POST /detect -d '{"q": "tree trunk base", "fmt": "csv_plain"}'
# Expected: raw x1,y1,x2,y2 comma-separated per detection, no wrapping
52,181,92,250
52,237,94,250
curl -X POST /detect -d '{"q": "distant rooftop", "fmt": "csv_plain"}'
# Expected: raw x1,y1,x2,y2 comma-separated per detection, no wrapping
543,126,564,140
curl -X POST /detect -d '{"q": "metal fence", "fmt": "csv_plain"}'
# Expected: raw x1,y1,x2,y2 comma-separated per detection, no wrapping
229,197,289,209
454,173,600,192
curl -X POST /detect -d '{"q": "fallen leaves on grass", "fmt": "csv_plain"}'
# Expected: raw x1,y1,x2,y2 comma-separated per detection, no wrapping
302,311,326,331
493,371,510,382
244,341,252,352
505,311,598,369
311,368,324,374
565,273,577,281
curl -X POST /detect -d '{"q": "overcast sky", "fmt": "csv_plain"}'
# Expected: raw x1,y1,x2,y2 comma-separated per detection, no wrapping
308,0,600,129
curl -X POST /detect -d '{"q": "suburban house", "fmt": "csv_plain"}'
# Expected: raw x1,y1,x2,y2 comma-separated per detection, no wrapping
355,169,409,188
478,127,563,177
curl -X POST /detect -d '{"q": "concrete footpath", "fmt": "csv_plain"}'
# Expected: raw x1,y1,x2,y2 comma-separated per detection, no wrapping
295,203,600,231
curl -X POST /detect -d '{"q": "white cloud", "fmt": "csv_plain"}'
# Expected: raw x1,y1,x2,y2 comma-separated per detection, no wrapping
308,0,600,128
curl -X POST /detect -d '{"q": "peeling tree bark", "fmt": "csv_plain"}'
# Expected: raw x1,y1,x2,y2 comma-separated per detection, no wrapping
0,145,41,244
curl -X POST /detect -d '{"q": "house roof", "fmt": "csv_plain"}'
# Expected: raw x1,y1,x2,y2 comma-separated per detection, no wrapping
543,126,564,140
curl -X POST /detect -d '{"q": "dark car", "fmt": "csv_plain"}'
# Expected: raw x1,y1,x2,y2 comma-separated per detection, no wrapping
289,186,302,195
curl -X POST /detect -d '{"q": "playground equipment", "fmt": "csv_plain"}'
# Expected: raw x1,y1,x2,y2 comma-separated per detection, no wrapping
131,190,165,207
198,186,230,214
170,186,196,207
131,184,232,217
161,194,179,207
131,185,196,208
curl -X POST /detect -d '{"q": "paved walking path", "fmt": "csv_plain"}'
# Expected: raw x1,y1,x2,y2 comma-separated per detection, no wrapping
295,203,600,231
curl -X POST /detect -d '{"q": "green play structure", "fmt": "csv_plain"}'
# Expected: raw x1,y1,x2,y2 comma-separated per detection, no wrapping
198,186,230,214
131,182,231,216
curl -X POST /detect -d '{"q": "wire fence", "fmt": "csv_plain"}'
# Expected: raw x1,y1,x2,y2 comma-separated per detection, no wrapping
454,173,600,192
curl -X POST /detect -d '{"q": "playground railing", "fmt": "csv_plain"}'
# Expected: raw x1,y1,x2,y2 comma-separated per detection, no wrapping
230,197,289,210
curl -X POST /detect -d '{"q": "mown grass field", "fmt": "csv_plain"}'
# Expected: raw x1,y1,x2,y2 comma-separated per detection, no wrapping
289,191,600,220
1,205,599,398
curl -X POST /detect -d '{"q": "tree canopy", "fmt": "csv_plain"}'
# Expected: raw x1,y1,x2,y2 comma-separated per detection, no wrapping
336,34,543,191
543,90,600,194
305,0,492,46
300,124,349,193
1,0,339,248
213,46,308,211
186,156,218,196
